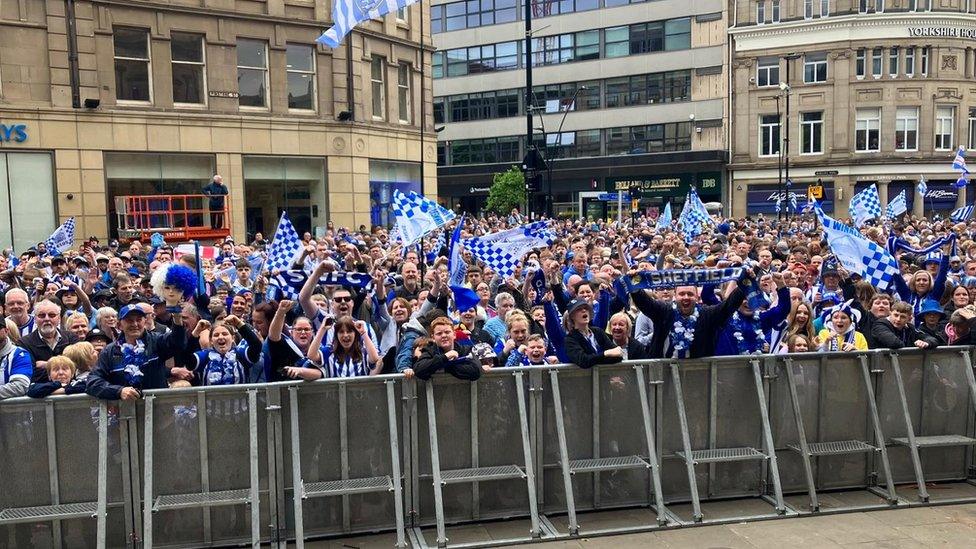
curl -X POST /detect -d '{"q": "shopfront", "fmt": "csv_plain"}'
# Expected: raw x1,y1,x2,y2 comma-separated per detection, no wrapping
745,181,835,215
606,171,722,208
369,161,421,227
243,156,327,238
0,151,56,251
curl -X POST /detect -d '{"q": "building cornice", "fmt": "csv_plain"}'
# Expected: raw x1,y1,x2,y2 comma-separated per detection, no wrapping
730,13,976,52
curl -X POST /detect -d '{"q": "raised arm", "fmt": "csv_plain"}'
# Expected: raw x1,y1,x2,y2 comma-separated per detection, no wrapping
269,299,293,342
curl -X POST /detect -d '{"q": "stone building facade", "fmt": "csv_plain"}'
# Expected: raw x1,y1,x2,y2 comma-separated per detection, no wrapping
0,0,434,250
729,2,976,218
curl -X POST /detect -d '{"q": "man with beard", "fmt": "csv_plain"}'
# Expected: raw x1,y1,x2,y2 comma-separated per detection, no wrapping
394,261,422,302
0,315,32,398
19,299,78,382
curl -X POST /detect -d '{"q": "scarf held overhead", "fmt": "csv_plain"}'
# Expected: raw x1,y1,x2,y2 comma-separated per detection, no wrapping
617,267,743,293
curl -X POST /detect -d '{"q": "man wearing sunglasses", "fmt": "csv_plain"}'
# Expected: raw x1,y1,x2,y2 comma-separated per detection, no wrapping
18,299,78,383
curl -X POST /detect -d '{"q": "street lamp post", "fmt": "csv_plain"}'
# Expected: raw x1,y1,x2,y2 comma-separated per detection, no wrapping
546,85,587,218
775,94,783,220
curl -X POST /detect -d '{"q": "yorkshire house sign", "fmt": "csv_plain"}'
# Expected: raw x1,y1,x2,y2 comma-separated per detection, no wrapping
908,26,976,40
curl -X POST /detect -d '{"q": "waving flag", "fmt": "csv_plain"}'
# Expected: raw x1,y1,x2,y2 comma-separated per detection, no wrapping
885,189,907,218
677,188,712,242
953,146,969,174
44,217,76,256
955,174,969,189
951,205,975,222
318,0,422,48
817,209,898,291
464,221,554,279
849,184,882,227
447,215,480,312
264,212,303,273
392,190,455,245
656,202,672,230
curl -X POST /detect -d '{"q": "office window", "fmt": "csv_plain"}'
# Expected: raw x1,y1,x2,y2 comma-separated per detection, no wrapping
575,30,599,60
371,57,386,119
921,46,929,76
533,34,574,66
286,44,316,111
573,130,602,157
801,112,823,154
630,22,664,54
445,2,465,31
895,107,918,151
431,5,444,33
820,0,829,16
757,0,767,23
433,97,445,124
871,48,882,78
432,52,444,78
772,0,781,22
855,107,880,152
237,39,268,108
760,114,781,157
858,0,868,12
935,106,955,150
397,63,411,123
969,108,976,150
577,82,601,111
497,89,520,116
605,26,629,58
905,47,915,76
757,57,780,87
664,18,691,51
171,32,205,105
889,47,898,77
875,0,884,12
804,0,813,18
114,27,151,102
803,52,827,83
855,49,866,78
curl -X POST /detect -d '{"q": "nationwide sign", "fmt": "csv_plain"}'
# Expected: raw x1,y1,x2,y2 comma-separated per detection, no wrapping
908,26,976,40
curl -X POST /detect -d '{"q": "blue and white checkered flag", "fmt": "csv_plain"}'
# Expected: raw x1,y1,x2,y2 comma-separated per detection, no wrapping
318,0,421,48
917,176,928,197
677,188,712,242
464,221,554,279
265,212,303,273
392,190,455,245
44,217,75,256
817,208,898,291
885,189,908,218
849,184,883,227
953,146,969,174
951,205,975,222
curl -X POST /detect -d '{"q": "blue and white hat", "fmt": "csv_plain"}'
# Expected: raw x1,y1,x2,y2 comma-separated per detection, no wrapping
922,251,943,266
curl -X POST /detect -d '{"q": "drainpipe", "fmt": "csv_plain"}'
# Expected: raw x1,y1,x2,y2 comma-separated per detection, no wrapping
727,0,737,216
65,0,82,109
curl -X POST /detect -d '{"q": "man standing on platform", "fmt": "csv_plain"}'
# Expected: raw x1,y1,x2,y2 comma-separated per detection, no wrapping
202,174,229,229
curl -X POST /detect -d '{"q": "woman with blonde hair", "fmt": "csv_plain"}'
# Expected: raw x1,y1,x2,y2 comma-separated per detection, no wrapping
64,312,90,341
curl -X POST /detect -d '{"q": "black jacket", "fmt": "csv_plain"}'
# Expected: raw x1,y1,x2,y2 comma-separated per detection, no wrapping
625,337,653,361
86,324,187,399
565,329,622,369
632,284,747,359
20,329,79,382
917,320,948,346
412,342,481,381
870,318,940,350
202,181,228,208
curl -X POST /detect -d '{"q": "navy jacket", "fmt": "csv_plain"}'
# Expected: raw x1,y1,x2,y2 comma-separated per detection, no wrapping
202,181,228,208
86,324,187,400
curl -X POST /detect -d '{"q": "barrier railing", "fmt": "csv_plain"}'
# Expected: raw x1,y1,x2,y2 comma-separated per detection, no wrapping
2,348,976,548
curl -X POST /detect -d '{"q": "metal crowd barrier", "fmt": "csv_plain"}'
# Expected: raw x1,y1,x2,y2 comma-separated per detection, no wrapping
3,347,976,548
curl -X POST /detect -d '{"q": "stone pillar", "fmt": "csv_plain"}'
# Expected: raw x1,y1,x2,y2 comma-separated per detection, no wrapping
913,184,925,217
877,180,889,205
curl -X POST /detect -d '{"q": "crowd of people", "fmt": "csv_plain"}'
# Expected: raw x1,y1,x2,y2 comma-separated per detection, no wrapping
1,208,974,401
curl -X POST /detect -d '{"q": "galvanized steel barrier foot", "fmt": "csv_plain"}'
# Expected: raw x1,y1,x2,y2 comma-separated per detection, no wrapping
0,401,110,547
287,381,406,548
141,390,262,548
422,375,539,548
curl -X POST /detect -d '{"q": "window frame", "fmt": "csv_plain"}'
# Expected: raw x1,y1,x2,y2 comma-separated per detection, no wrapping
800,111,824,155
905,47,915,77
888,46,899,78
855,49,866,78
170,31,206,107
855,107,881,153
759,114,781,157
236,38,270,110
397,62,412,124
757,57,780,87
895,106,919,151
757,0,767,24
285,43,317,112
871,47,883,78
935,106,956,151
803,52,828,84
113,27,153,104
371,56,387,120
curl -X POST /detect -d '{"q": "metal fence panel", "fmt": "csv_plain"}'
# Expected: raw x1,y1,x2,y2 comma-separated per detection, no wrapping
540,368,594,513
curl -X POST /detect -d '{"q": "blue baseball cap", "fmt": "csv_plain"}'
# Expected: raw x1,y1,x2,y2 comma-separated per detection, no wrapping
119,304,147,320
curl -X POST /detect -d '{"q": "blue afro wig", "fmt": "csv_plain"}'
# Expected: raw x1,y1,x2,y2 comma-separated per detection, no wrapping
150,263,198,298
